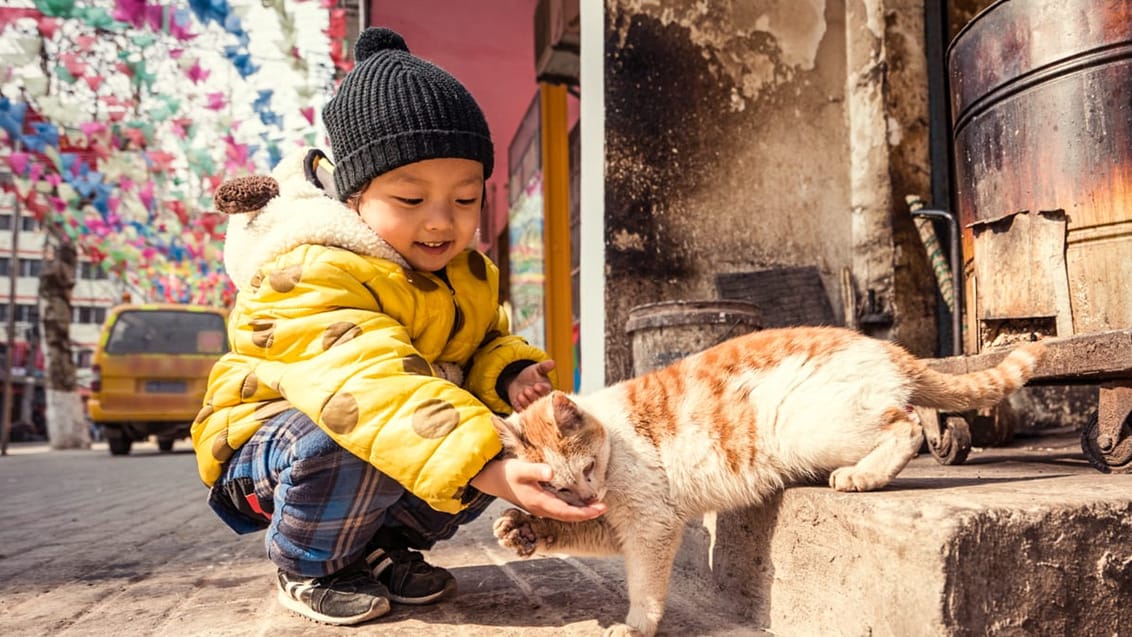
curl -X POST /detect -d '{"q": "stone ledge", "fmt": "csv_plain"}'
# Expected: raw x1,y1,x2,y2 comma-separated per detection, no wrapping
675,435,1132,635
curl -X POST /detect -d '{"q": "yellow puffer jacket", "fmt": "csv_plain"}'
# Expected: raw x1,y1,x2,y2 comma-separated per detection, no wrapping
192,150,552,513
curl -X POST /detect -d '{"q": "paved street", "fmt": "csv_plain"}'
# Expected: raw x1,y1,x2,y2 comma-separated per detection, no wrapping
0,440,762,636
3,431,1127,636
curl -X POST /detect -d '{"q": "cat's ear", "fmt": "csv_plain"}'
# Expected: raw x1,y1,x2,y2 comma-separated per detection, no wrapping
551,391,586,436
491,415,524,452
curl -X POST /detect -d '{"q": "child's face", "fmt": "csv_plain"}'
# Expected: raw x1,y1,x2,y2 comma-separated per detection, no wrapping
354,158,483,272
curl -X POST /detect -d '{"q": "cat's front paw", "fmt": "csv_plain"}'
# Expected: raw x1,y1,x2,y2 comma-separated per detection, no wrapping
603,624,645,637
493,508,554,558
829,466,886,492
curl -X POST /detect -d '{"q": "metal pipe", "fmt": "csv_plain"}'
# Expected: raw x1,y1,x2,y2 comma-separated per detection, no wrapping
911,207,962,356
924,0,953,215
357,0,368,31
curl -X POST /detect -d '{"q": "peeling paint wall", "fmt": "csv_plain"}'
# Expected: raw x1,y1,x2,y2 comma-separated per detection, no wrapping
885,1,941,354
846,0,938,353
604,0,937,381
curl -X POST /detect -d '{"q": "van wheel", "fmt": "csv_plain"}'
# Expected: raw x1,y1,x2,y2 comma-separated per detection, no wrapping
157,437,175,452
107,431,132,456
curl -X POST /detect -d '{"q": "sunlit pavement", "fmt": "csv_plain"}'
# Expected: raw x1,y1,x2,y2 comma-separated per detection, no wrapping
0,439,762,636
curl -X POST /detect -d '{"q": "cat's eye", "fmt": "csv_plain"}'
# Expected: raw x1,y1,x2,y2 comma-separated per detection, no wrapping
540,481,573,497
583,461,595,481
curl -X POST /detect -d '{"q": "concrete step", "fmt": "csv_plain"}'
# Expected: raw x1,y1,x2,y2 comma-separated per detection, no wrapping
674,433,1132,636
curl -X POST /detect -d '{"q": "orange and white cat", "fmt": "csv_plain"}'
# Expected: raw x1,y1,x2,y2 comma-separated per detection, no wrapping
492,325,1044,637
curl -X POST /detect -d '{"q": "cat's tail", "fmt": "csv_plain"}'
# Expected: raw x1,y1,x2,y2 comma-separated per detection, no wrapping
904,340,1046,411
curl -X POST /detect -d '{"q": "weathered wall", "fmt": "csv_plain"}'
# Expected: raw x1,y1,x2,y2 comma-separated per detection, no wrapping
855,0,938,354
604,0,937,382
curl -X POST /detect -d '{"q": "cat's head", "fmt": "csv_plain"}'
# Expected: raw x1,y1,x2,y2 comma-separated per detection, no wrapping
493,390,610,507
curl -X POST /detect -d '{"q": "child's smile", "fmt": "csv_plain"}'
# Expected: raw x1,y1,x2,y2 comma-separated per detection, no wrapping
418,240,451,252
412,239,456,268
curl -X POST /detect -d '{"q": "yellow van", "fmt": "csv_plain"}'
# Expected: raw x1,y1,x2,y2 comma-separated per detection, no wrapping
88,303,228,455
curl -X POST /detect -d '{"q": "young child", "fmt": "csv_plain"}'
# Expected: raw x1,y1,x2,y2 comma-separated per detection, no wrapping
192,26,605,626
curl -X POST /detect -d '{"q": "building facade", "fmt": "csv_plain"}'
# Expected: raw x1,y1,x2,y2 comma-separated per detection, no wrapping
0,190,120,435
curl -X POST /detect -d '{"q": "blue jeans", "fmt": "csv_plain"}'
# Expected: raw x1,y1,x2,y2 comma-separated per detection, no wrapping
207,408,495,577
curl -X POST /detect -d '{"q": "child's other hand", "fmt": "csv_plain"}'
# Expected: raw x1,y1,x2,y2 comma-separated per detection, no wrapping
508,360,556,411
470,458,605,522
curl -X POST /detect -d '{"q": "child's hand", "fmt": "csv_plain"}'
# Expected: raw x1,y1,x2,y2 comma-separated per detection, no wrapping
470,457,605,522
508,360,556,411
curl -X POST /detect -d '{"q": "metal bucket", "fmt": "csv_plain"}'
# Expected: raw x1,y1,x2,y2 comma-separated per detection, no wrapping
625,300,762,376
949,0,1132,351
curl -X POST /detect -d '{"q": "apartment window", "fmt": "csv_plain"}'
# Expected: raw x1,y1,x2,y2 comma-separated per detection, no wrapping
79,261,108,280
0,304,38,324
15,304,38,323
18,258,41,277
0,215,37,231
73,306,107,325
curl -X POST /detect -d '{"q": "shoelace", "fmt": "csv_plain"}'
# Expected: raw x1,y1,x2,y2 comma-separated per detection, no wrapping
312,569,371,591
383,548,437,575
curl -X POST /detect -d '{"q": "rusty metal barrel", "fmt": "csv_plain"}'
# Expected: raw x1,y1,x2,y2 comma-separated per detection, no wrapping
625,300,761,376
949,0,1132,352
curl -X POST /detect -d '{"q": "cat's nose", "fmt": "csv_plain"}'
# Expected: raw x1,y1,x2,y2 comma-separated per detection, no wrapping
579,492,598,505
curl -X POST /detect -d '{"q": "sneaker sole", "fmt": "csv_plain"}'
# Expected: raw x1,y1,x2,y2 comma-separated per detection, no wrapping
387,577,457,605
276,589,391,626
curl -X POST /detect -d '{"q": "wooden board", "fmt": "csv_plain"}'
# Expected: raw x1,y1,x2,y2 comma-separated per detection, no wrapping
926,328,1132,383
970,209,1074,341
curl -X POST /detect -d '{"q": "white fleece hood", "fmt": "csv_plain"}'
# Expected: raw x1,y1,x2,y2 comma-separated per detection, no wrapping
218,149,407,293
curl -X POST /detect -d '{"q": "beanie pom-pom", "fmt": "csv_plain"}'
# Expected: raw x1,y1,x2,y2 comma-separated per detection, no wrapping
355,27,409,63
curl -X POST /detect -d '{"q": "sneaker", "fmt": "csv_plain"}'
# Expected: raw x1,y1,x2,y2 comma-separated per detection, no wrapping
366,546,456,605
276,567,391,626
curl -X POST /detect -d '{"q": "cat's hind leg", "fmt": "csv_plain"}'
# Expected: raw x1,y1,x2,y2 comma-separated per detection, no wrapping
829,406,923,492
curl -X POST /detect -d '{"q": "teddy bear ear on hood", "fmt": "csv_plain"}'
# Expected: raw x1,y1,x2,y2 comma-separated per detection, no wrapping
214,175,280,215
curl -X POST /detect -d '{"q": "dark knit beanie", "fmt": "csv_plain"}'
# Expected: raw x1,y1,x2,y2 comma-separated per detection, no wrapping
322,27,494,201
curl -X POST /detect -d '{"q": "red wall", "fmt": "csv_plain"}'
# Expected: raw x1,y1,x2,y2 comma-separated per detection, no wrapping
368,0,540,244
